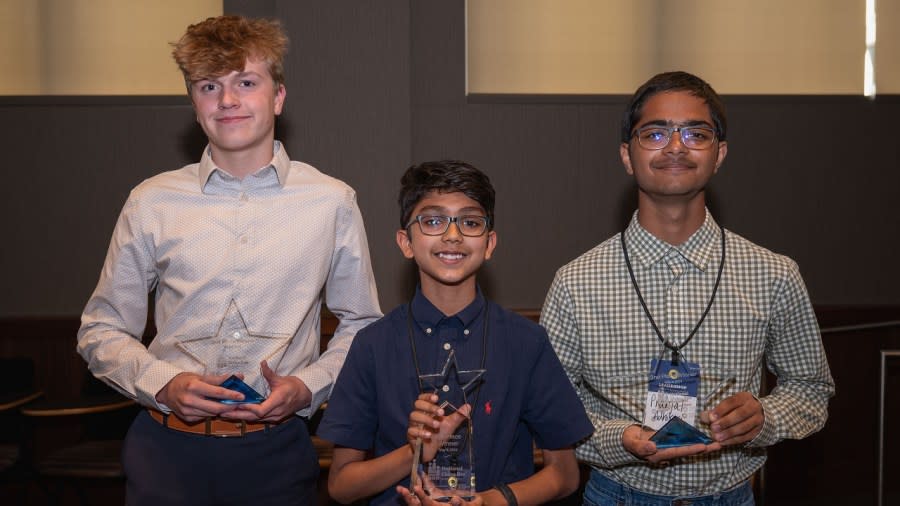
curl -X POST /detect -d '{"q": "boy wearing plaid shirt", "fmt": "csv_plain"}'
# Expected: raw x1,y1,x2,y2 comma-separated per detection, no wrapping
541,72,834,505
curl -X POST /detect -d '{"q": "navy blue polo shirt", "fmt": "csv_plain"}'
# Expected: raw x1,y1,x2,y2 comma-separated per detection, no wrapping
318,288,593,505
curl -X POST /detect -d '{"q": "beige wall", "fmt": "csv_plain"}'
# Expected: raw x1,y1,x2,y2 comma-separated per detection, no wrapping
466,0,658,94
878,0,900,93
467,0,878,94
1,0,221,95
5,0,893,96
0,0,41,94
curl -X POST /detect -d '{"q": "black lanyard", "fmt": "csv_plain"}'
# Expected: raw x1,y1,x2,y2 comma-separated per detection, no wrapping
406,300,489,396
620,224,726,365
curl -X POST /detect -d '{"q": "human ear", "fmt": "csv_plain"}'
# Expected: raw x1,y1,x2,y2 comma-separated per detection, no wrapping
483,231,498,261
714,141,728,173
274,84,286,116
620,143,634,175
396,229,415,259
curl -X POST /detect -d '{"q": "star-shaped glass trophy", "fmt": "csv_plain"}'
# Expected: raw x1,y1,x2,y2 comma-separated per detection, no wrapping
411,349,486,502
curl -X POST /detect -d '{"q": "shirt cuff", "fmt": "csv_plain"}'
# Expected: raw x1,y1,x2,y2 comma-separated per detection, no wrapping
747,395,777,447
133,360,187,412
295,368,330,418
593,417,644,467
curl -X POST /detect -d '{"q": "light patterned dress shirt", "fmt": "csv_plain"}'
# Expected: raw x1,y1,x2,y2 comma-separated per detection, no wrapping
541,210,834,496
78,142,381,417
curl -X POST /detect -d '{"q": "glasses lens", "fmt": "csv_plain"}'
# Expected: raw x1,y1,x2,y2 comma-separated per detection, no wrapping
637,128,669,149
681,128,715,149
458,216,488,236
417,215,449,235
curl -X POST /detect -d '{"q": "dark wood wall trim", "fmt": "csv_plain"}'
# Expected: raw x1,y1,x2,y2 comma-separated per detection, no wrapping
0,96,191,106
3,305,896,397
466,93,900,105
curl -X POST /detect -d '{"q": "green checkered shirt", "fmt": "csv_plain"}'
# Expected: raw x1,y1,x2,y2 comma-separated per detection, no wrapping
541,210,834,496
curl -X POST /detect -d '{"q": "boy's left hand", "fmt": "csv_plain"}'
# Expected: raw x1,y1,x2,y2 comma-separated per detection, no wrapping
700,391,764,446
396,484,483,506
227,360,311,422
407,393,472,462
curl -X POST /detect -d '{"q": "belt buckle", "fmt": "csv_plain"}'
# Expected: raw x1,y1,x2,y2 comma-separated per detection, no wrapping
672,500,693,506
205,418,247,437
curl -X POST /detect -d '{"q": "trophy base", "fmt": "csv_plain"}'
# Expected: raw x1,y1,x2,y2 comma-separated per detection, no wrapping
431,495,476,503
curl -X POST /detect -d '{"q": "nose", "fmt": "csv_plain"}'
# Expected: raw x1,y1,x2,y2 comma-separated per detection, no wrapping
218,87,239,109
664,130,688,154
442,219,463,241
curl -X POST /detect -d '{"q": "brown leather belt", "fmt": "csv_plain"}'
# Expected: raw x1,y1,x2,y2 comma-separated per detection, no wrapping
148,409,275,437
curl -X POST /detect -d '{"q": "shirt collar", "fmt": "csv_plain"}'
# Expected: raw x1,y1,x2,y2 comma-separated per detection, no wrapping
198,141,291,190
409,285,487,332
624,208,721,272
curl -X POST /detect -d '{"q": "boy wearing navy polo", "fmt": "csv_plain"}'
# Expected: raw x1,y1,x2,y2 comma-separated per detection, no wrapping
318,160,593,505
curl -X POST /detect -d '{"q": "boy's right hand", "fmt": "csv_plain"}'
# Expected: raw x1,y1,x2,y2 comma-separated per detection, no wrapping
622,424,721,464
155,372,244,422
407,393,472,462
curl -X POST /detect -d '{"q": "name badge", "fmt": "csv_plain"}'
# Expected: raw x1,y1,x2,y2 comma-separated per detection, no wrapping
644,359,700,430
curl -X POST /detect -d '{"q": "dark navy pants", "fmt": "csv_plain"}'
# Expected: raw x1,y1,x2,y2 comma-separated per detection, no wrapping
122,410,319,506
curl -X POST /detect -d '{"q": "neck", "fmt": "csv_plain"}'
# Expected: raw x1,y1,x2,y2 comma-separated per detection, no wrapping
421,280,478,317
209,139,275,180
636,192,707,245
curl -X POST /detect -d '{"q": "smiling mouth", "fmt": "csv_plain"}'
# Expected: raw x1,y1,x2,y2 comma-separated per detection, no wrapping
217,116,250,123
436,252,466,261
652,159,696,170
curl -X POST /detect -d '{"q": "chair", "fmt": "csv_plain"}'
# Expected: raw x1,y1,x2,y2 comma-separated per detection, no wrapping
22,371,138,505
0,357,42,503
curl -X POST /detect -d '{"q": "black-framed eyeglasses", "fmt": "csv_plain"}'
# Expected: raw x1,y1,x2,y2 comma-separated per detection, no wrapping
632,125,717,150
406,215,490,237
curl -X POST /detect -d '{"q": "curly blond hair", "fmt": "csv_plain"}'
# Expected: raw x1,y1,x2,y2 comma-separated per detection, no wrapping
172,15,288,91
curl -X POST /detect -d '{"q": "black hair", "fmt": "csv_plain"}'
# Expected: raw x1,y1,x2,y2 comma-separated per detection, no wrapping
621,71,727,143
398,160,495,229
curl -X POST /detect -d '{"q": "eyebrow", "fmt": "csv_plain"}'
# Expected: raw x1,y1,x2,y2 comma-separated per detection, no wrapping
192,71,263,84
637,119,714,129
235,71,263,79
417,205,486,215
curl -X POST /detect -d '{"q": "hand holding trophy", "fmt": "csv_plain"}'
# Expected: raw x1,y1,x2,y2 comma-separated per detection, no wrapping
410,350,485,502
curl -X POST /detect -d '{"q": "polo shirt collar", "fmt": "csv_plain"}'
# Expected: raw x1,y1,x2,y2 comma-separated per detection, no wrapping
409,285,487,333
624,208,721,272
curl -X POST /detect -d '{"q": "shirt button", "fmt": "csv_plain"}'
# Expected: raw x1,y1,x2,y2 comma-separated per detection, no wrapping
463,329,470,336
239,235,248,245
443,343,451,351
425,328,432,334
442,385,450,392
232,331,241,339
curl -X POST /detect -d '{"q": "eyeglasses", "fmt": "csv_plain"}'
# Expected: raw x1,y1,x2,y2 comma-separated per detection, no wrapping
407,215,490,237
632,125,717,150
